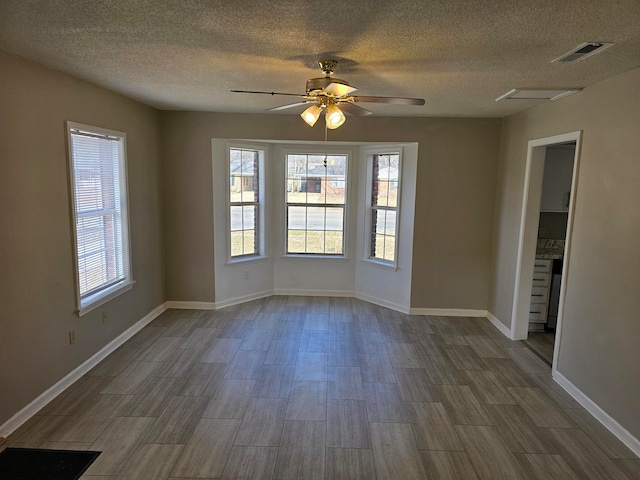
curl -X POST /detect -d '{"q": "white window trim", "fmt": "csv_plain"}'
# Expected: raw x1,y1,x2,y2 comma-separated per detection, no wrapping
66,121,134,316
362,146,403,270
281,254,352,262
78,280,135,316
283,148,351,258
226,143,267,264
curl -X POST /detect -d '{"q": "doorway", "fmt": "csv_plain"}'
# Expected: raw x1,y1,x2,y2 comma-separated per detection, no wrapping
510,131,581,374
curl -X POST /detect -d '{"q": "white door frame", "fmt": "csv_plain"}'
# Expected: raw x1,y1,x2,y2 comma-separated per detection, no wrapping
510,131,582,373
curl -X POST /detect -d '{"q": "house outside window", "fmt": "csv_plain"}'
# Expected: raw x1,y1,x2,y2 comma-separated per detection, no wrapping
67,122,133,315
286,153,347,255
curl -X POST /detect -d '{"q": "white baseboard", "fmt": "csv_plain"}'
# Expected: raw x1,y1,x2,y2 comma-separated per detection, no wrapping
553,370,640,457
457,310,640,458
165,301,216,310
486,311,513,339
0,303,167,439
410,307,488,317
168,292,488,320
274,288,355,298
214,290,274,309
355,293,410,314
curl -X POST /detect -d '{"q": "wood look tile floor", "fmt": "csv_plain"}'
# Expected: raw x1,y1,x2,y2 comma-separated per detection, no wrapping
4,296,639,479
523,332,555,367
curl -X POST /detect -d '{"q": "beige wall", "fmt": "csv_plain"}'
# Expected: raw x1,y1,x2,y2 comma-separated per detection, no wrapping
160,112,501,309
0,48,501,429
0,51,165,426
489,67,640,439
5,39,637,445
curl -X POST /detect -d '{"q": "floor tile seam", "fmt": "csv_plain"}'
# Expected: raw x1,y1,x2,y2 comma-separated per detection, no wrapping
45,411,119,445
366,419,418,425
192,415,244,479
551,425,640,461
545,427,636,478
86,422,156,477
272,423,328,478
452,424,533,480
505,384,577,415
511,451,588,480
415,445,467,452
368,421,430,480
520,340,554,368
418,448,485,480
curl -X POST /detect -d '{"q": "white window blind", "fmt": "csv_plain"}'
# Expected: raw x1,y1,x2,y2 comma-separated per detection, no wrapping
68,123,132,313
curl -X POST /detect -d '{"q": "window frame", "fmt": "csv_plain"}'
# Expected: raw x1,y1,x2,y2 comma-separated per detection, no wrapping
363,147,403,269
66,121,134,316
284,149,350,258
226,144,266,264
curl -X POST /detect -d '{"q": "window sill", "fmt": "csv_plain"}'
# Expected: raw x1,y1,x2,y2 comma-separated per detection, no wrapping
360,258,399,271
281,254,350,262
227,255,268,267
78,280,135,317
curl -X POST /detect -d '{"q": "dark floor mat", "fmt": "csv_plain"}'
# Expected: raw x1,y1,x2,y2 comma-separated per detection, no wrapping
0,447,101,480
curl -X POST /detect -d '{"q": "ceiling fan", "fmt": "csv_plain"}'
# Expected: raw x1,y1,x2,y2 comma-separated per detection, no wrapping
231,60,425,129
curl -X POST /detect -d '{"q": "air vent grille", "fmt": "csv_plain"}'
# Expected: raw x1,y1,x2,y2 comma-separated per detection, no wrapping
552,42,614,64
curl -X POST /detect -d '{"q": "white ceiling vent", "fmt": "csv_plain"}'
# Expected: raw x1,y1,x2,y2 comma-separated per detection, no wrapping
495,88,581,102
552,42,614,64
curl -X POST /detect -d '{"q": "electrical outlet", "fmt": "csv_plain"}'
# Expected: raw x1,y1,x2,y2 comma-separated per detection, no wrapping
244,271,250,280
539,227,546,237
102,311,107,323
69,330,76,344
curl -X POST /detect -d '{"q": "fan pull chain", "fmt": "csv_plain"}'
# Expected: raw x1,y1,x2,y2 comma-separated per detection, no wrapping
324,123,328,168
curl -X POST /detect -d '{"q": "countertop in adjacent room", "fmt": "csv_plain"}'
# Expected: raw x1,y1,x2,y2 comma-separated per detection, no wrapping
536,239,565,259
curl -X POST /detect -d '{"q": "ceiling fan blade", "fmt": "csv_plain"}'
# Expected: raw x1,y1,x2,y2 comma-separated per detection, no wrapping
325,82,357,97
231,89,306,98
266,101,310,112
337,102,372,116
352,95,425,106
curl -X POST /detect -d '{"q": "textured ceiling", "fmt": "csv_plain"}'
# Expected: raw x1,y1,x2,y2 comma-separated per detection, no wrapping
1,0,639,117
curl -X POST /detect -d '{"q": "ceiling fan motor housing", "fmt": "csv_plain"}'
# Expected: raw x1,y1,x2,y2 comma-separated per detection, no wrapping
306,77,351,95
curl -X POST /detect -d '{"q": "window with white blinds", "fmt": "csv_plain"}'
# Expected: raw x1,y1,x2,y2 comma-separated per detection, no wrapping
67,122,132,315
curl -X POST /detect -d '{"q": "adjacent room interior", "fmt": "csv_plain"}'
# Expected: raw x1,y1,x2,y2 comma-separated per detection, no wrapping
1,1,639,478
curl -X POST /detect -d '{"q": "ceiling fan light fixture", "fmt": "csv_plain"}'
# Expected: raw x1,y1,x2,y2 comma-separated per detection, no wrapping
231,59,425,125
301,104,322,126
325,103,346,129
